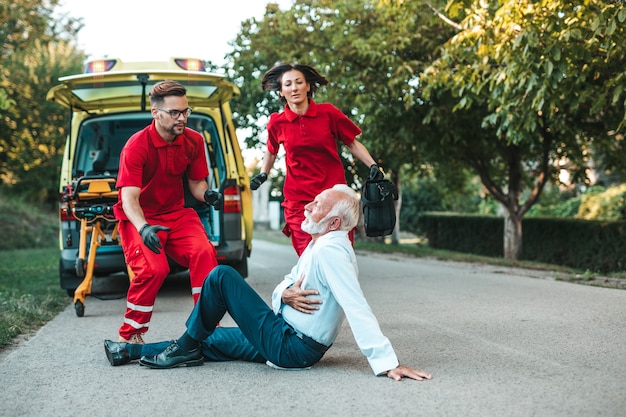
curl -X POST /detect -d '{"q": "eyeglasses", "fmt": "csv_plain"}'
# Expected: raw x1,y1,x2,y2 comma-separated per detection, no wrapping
156,108,193,118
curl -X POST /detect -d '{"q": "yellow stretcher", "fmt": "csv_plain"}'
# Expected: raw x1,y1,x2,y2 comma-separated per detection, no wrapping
64,176,120,317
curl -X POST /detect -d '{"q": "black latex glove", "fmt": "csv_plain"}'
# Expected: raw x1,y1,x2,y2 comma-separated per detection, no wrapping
368,164,384,181
250,173,267,190
204,189,223,208
139,224,170,254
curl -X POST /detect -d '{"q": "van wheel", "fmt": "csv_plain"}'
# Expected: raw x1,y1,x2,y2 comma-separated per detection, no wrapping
75,300,85,317
60,260,78,298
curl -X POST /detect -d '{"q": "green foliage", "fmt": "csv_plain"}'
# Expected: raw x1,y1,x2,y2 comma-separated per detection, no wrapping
528,196,582,218
226,0,453,180
401,177,446,233
0,0,85,205
0,87,14,109
400,171,485,231
417,212,504,256
419,0,626,258
577,184,626,221
522,217,626,273
526,184,581,218
417,212,626,273
527,183,626,221
0,0,76,60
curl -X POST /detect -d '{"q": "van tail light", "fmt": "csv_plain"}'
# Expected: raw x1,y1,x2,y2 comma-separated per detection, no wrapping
175,58,205,72
59,188,73,221
84,59,117,73
60,204,70,222
59,189,75,247
59,184,78,222
222,185,241,213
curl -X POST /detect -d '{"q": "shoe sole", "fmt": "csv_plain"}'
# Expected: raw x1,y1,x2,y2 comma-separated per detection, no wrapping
138,358,204,369
265,360,312,371
104,347,117,366
104,341,129,366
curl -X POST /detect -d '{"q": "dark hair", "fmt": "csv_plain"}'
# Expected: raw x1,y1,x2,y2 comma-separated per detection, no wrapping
149,80,186,106
261,63,329,104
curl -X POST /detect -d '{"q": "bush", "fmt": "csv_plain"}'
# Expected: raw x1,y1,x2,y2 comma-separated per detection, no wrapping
416,212,626,273
577,184,626,221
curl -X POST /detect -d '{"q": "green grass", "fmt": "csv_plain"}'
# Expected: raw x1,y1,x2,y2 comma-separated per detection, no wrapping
0,196,58,251
0,248,69,347
0,195,69,349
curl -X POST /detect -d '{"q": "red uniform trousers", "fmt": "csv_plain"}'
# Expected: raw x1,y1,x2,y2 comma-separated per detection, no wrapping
283,200,354,257
117,207,217,339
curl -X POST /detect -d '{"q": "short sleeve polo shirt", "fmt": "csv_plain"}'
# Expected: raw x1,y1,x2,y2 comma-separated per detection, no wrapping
114,121,208,220
266,100,362,202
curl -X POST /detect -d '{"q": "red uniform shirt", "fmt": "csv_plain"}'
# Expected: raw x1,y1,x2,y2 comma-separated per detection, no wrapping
267,100,362,203
114,120,208,220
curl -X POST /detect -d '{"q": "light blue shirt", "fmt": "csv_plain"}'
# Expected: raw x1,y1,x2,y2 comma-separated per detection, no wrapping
271,230,399,375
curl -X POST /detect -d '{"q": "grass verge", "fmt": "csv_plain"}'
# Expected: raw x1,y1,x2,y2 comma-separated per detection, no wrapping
0,249,69,348
0,196,57,251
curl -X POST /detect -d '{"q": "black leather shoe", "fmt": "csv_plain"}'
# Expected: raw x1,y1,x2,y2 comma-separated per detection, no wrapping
139,340,203,369
104,339,131,366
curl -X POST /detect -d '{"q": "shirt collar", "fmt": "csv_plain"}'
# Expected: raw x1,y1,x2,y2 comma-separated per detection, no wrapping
311,229,349,245
284,99,318,122
148,120,182,148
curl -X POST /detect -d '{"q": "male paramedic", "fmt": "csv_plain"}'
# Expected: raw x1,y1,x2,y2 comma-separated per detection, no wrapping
113,80,222,344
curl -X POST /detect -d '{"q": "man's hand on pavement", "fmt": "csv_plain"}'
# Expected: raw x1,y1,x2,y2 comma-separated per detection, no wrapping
282,276,322,314
385,365,433,382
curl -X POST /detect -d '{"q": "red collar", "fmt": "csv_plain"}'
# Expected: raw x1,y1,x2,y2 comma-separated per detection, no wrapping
283,99,318,122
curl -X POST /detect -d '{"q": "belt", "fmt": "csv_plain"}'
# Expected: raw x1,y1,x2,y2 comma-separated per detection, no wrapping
292,329,330,354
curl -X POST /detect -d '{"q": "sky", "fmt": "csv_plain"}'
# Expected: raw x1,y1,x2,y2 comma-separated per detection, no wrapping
55,0,292,163
56,0,293,66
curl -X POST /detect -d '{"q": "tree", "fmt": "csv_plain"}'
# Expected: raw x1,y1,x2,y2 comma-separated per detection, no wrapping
225,0,453,241
0,0,85,204
421,0,626,259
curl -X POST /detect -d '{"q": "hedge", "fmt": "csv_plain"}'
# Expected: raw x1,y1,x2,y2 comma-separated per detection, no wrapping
415,212,626,273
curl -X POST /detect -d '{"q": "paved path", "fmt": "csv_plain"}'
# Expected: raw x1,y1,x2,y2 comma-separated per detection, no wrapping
1,239,625,417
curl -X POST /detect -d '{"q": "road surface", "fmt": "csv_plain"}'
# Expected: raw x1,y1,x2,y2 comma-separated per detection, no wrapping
1,239,625,416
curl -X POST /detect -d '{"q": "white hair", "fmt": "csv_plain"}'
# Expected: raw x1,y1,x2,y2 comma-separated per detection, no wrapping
327,184,360,230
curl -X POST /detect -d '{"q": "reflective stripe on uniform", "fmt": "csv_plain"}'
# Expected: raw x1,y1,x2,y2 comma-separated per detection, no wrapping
126,301,153,313
124,317,150,329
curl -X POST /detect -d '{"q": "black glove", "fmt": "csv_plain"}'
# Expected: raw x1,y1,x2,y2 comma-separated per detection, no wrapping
368,164,384,181
250,173,267,190
204,189,223,208
139,223,170,254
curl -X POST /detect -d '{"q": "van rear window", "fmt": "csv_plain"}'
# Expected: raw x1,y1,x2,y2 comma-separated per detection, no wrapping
72,113,225,185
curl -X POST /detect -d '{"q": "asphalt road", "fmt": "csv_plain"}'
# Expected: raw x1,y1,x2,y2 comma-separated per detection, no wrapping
1,239,625,417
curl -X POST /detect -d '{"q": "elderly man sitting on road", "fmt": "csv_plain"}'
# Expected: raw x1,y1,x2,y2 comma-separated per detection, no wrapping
104,184,432,381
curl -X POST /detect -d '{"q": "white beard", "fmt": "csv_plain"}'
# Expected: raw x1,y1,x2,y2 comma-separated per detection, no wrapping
301,211,329,235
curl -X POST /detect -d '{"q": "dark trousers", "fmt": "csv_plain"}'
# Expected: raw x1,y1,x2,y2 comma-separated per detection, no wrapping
141,266,327,368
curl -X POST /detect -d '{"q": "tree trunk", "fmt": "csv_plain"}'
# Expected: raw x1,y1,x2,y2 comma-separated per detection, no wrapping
390,173,401,245
503,210,522,260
